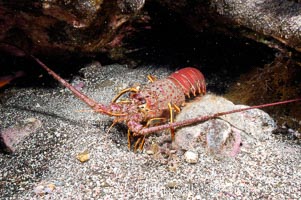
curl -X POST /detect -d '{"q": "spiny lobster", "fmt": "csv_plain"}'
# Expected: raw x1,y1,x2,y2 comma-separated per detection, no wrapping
31,56,301,151
2,44,301,151
34,56,206,150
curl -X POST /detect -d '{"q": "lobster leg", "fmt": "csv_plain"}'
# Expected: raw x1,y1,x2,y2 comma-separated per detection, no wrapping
132,112,177,151
112,87,138,103
147,75,157,82
146,117,167,127
128,129,144,152
127,129,131,149
132,135,146,151
168,103,181,141
132,135,147,151
173,104,181,113
131,103,180,150
168,103,175,141
132,102,179,151
138,136,145,151
132,118,166,151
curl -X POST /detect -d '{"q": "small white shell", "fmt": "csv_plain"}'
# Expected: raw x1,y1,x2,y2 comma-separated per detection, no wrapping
184,151,199,164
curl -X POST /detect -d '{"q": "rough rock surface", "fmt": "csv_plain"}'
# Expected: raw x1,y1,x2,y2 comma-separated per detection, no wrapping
158,0,301,52
0,0,146,56
0,118,42,153
175,95,276,157
0,63,300,199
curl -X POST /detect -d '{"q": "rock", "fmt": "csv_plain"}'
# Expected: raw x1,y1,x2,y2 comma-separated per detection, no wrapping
33,182,57,195
0,1,148,57
146,150,154,155
158,0,301,53
117,0,145,13
145,142,159,155
33,185,45,195
175,94,276,157
44,183,56,194
100,181,111,187
184,151,199,164
76,150,90,163
166,180,178,188
170,149,177,154
205,119,232,155
0,118,42,153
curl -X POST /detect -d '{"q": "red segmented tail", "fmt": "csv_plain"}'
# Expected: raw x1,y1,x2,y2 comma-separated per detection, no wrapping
168,67,206,97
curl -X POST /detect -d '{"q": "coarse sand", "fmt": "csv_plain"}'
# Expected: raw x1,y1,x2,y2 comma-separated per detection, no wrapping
1,63,300,199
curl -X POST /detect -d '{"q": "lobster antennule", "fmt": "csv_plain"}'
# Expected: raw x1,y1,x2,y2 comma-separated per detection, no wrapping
168,67,206,97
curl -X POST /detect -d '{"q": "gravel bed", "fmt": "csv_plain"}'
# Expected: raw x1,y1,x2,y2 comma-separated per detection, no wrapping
0,63,300,199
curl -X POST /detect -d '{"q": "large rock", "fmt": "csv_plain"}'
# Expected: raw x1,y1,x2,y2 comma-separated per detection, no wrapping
157,0,301,52
175,94,277,157
0,0,146,56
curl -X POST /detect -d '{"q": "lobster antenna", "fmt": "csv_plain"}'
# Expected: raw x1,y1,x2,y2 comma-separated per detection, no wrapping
31,56,126,116
0,43,126,116
74,109,95,113
139,98,301,135
31,55,117,115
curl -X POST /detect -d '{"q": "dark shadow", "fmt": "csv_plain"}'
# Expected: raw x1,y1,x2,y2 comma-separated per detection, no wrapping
2,104,102,128
124,1,276,94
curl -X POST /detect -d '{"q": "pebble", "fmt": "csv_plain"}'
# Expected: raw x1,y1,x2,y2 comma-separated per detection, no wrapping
184,151,199,164
100,181,110,187
146,150,154,155
170,149,177,154
166,180,178,188
33,185,45,195
44,183,55,194
33,182,57,195
76,150,90,163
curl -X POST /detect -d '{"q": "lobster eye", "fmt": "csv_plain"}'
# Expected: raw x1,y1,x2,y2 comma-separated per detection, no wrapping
140,98,146,104
138,103,148,112
131,93,146,104
138,104,145,109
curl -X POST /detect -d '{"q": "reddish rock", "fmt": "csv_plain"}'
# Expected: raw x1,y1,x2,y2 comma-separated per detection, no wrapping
0,118,42,153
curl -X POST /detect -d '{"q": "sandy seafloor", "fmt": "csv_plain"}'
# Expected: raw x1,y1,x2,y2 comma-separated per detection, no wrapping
0,63,300,199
